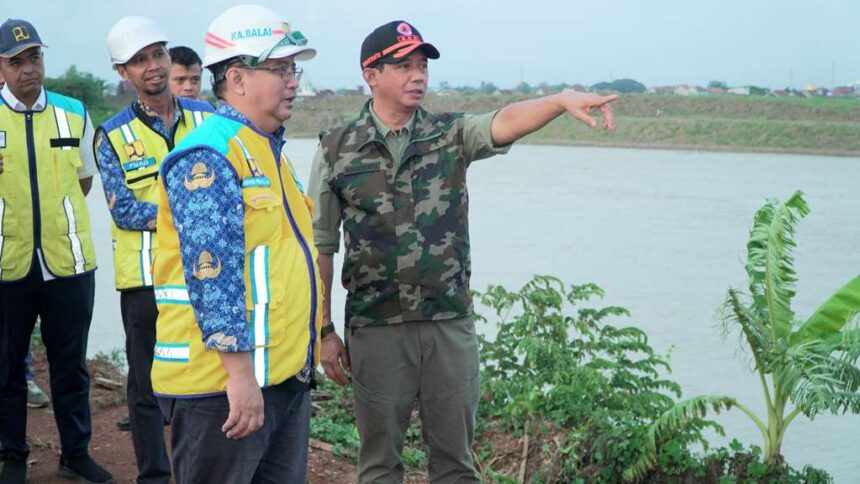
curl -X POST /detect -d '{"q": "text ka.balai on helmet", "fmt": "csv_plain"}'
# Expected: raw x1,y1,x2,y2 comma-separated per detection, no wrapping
202,4,316,68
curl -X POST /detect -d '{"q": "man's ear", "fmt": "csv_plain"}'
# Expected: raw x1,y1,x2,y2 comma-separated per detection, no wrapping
116,65,130,82
225,67,246,96
362,67,378,89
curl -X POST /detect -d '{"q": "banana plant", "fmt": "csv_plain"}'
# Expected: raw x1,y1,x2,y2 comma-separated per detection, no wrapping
624,190,860,481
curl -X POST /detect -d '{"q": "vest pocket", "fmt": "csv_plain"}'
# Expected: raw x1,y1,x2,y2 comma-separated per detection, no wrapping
124,166,160,194
52,148,83,193
242,187,284,239
332,166,390,214
43,195,90,275
0,196,18,273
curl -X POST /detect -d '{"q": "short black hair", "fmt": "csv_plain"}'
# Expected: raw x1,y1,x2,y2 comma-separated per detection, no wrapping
169,46,202,68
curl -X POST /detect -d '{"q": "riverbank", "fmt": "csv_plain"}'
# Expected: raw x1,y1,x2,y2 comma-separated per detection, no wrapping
19,350,366,483
286,93,860,157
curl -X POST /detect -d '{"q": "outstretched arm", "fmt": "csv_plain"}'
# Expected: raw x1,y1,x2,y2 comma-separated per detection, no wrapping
491,90,618,146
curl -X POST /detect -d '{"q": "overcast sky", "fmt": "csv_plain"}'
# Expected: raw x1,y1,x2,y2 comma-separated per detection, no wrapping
5,0,860,90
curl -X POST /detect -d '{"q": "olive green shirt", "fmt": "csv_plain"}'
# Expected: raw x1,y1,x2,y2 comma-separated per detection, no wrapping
308,104,507,254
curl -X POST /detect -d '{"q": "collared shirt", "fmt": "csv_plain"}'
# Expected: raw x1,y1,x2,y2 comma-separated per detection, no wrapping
368,101,415,163
163,102,287,353
308,105,504,254
94,98,182,231
0,85,96,281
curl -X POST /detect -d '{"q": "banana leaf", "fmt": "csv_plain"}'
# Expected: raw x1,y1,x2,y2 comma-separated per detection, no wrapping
793,275,860,343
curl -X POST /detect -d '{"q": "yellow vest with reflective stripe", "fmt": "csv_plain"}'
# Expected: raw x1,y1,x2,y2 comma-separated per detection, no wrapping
99,99,211,290
151,113,321,397
0,91,96,281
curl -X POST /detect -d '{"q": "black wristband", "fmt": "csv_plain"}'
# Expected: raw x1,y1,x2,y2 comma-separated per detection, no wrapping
321,323,336,338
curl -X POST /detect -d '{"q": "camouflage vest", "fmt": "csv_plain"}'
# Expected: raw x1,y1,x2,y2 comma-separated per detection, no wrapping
319,101,472,327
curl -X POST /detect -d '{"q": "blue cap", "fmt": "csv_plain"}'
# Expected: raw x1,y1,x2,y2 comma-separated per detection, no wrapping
0,19,46,58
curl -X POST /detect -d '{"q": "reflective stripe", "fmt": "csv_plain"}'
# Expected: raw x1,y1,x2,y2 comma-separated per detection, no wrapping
154,343,190,362
53,106,73,151
233,136,252,160
154,285,190,305
250,246,270,387
140,231,153,286
63,196,86,274
193,111,204,127
281,154,306,194
0,198,5,279
120,123,136,143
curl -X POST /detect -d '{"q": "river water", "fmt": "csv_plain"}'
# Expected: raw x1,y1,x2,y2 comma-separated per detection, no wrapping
85,140,860,481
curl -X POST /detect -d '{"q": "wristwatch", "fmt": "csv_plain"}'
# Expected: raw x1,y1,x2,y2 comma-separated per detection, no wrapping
320,323,336,338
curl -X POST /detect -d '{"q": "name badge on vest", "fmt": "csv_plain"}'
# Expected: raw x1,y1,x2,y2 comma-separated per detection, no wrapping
0,131,5,148
123,157,156,171
241,176,272,188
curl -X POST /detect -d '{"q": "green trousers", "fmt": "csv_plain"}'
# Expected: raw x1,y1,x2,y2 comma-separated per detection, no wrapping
348,316,480,484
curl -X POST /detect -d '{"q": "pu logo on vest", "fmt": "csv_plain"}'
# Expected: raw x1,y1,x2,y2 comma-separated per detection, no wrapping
122,140,156,171
183,162,216,191
192,251,222,280
12,27,30,42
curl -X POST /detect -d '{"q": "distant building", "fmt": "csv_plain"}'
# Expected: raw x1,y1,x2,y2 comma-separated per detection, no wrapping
648,86,675,95
297,77,317,97
832,86,855,97
674,84,698,96
727,86,751,96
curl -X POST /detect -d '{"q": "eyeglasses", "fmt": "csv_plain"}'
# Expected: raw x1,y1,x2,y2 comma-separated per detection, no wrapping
239,64,303,82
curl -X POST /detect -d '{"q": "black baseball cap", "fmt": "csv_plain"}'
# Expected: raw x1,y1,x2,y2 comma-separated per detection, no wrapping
360,20,439,69
0,19,46,58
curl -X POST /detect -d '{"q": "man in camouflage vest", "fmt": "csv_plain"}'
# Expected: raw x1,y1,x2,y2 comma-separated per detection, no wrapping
308,20,617,483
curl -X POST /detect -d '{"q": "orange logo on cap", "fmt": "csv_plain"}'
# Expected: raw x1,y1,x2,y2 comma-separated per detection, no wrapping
12,27,30,42
396,23,413,36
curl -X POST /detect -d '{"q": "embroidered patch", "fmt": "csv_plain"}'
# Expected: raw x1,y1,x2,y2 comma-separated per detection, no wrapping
241,176,271,188
192,251,222,280
183,162,216,190
122,157,156,171
123,140,147,160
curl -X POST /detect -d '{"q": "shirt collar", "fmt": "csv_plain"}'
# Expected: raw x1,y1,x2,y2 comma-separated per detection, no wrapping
215,102,286,143
369,100,415,138
0,85,47,111
132,96,182,128
215,102,286,154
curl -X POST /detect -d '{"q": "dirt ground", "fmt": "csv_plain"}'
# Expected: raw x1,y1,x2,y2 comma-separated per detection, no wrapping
20,351,362,483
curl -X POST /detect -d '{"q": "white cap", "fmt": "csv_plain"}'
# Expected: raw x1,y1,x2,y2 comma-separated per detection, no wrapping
202,4,316,68
107,16,167,65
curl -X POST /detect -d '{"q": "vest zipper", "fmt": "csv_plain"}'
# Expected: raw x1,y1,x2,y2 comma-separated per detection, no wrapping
25,112,42,250
275,158,317,381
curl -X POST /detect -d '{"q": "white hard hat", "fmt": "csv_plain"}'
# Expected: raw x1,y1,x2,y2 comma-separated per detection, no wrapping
202,4,316,68
107,16,167,65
